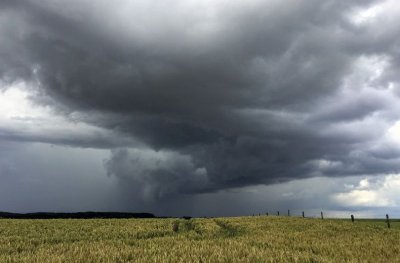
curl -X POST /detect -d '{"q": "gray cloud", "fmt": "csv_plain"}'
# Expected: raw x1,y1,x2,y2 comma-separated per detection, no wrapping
104,148,209,199
1,0,400,202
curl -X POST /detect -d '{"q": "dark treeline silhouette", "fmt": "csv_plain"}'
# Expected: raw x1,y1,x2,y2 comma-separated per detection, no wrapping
0,211,155,219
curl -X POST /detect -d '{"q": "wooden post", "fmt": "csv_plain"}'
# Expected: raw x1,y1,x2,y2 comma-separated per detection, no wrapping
288,210,290,217
386,214,391,229
321,211,324,220
351,214,354,223
302,211,305,218
277,211,280,216
266,212,268,216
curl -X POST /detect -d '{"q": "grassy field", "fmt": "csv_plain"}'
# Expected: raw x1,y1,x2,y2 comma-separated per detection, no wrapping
0,216,399,262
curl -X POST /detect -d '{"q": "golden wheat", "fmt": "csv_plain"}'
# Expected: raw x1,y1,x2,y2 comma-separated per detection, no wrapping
0,216,399,262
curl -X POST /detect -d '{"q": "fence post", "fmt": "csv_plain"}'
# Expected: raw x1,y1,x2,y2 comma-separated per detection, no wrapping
321,211,324,220
266,212,268,216
386,214,391,229
277,211,280,216
288,210,290,217
302,211,305,218
351,214,354,223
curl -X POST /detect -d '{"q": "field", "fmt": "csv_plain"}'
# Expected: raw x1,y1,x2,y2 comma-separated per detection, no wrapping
0,216,399,262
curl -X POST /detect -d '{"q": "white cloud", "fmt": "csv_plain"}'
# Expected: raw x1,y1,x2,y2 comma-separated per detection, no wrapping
334,190,392,207
349,2,385,25
0,82,52,120
0,82,135,147
332,174,400,207
386,121,400,144
348,0,400,27
358,178,370,189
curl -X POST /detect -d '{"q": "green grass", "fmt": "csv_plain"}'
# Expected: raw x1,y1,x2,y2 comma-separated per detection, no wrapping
0,216,399,262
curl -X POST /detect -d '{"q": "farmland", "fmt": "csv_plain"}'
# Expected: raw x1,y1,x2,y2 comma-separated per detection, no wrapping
0,216,399,262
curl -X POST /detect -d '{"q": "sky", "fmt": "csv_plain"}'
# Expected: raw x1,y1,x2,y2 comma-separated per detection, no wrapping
1,0,400,218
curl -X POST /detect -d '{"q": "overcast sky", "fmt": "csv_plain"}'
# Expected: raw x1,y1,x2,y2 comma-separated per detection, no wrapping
1,0,400,217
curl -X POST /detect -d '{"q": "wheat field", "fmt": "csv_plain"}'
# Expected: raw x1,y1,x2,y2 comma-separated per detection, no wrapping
0,216,399,262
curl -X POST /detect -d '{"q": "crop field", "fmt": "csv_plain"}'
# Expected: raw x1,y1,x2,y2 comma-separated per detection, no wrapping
0,216,399,262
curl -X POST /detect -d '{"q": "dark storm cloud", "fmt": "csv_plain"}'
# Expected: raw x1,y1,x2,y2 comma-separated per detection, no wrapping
1,0,400,199
104,148,210,199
